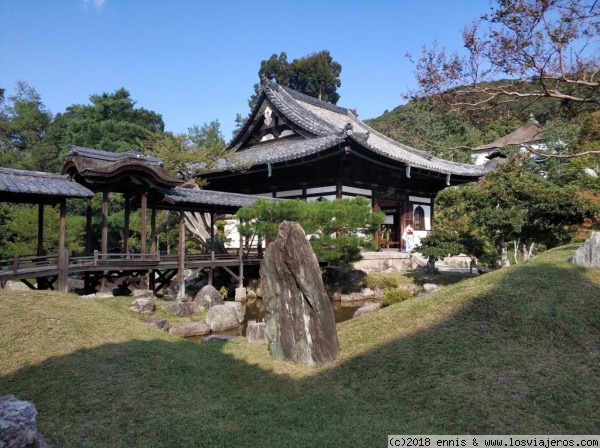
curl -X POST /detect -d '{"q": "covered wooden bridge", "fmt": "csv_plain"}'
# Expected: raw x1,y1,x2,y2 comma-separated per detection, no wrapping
0,147,275,296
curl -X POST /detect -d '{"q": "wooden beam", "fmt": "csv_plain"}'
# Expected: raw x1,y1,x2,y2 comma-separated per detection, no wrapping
85,198,93,255
101,191,109,257
150,208,157,254
123,194,130,254
177,211,186,299
140,194,147,254
58,199,68,292
208,212,215,286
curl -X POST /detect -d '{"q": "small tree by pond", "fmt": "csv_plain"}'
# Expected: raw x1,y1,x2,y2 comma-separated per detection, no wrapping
236,196,384,267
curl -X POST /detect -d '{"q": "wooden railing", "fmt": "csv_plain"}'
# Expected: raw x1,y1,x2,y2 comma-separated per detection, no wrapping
0,254,59,274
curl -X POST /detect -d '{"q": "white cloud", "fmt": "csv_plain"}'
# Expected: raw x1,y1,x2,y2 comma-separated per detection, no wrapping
82,0,106,10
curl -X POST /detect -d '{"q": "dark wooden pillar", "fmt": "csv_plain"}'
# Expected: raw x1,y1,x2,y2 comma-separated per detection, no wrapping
85,198,93,255
57,199,68,292
37,203,44,256
140,194,147,254
123,194,130,254
101,191,109,257
208,212,215,286
238,220,244,286
336,181,343,199
177,211,186,299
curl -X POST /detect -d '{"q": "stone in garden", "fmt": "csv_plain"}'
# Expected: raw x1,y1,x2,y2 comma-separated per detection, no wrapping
132,289,154,298
224,301,245,323
422,283,441,294
260,221,339,365
572,232,600,268
95,292,114,299
246,321,267,343
0,395,47,448
235,286,247,302
3,280,29,291
141,317,169,331
193,285,224,309
161,301,203,316
130,298,155,314
353,302,381,318
168,322,211,337
206,304,241,331
246,289,257,299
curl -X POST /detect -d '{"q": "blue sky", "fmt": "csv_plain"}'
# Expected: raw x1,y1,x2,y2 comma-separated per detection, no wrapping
0,0,487,140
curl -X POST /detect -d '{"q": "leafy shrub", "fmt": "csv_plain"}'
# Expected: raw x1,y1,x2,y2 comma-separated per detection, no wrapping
365,273,399,290
381,288,413,307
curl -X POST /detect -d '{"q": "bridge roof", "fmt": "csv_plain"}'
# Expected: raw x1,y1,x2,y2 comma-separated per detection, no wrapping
157,186,279,213
0,167,94,205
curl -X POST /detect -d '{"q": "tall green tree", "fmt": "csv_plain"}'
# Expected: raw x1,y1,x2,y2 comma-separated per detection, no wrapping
35,87,164,172
248,50,342,109
0,81,52,168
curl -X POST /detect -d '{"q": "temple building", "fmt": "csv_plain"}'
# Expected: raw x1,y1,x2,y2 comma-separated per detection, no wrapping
200,79,489,246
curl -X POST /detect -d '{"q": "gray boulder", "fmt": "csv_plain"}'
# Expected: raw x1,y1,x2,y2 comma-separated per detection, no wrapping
422,283,441,294
206,304,241,332
572,232,600,268
141,317,169,331
130,298,155,314
193,285,224,309
169,322,211,337
0,395,47,448
3,280,29,291
224,301,245,323
246,321,267,343
260,221,339,365
161,301,203,317
353,302,381,318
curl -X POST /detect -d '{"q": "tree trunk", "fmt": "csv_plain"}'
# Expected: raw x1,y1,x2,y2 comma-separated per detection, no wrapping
426,257,439,274
499,238,510,268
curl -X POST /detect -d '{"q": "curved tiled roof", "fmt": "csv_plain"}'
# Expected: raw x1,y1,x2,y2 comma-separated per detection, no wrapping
225,81,488,178
0,167,94,199
162,187,279,210
201,135,345,174
63,145,183,189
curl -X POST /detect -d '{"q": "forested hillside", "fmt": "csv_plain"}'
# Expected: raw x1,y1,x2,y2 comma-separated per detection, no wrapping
365,79,568,164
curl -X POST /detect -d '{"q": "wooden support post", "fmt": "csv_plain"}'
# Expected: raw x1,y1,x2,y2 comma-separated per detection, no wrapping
238,223,244,284
177,211,186,299
85,198,93,255
37,203,44,256
101,191,109,258
58,249,68,292
123,194,130,254
57,200,68,292
140,194,147,254
140,194,148,288
208,212,215,286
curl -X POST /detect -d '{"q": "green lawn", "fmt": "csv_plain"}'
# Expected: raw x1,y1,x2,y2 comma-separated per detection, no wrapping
1,244,599,447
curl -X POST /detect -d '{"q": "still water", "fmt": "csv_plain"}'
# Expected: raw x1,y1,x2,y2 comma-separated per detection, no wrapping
203,298,364,339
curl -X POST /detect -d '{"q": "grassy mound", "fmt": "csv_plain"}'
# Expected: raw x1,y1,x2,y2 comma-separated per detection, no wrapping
1,244,599,446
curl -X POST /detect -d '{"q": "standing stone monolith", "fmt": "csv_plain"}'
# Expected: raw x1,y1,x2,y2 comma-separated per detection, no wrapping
572,232,600,268
260,221,339,365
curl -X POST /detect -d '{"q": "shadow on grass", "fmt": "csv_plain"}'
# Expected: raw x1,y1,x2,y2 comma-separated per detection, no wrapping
2,249,600,446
